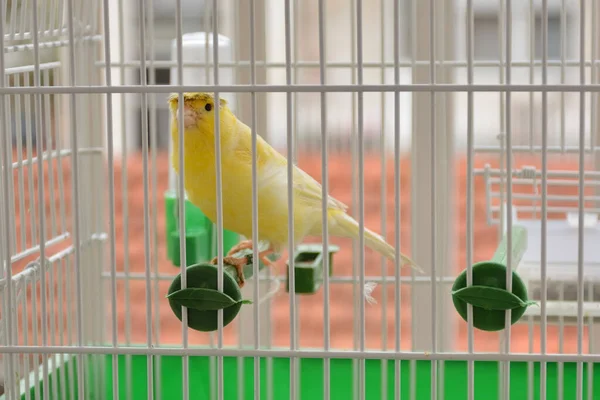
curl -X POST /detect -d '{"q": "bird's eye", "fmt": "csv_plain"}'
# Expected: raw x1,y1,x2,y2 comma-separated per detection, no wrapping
204,103,212,112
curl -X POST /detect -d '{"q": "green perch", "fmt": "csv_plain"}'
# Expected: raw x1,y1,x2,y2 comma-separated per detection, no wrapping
167,243,338,332
451,225,535,332
166,245,277,332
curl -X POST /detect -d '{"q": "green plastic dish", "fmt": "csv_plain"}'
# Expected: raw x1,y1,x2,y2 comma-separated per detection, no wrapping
452,261,529,332
168,263,243,332
168,228,211,267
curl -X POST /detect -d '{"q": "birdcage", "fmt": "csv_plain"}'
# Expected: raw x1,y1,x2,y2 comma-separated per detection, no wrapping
2,0,600,399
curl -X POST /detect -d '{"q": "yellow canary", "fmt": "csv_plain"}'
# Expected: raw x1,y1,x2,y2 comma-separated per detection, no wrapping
168,92,420,286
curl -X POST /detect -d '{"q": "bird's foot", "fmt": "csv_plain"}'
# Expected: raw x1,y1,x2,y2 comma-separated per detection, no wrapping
211,240,276,288
228,239,276,268
211,255,247,287
226,240,254,257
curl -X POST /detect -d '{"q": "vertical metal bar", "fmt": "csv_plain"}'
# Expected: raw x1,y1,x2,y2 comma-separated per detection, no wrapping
117,0,132,396
237,303,244,395
24,79,37,249
249,0,261,397
503,1,513,399
379,0,389,392
211,2,225,399
259,3,275,392
43,69,57,240
101,0,119,396
234,0,244,395
210,333,216,400
378,0,388,394
356,0,366,398
436,0,451,392
79,32,95,389
293,0,301,396
560,0,567,152
173,0,188,398
65,0,85,395
0,301,9,400
57,259,67,400
527,315,534,400
4,90,16,267
205,23,216,400
318,0,330,398
466,0,475,399
21,278,32,400
429,0,437,397
558,280,565,400
409,0,418,396
528,0,535,152
393,0,402,398
49,257,58,400
136,0,154,396
14,73,26,253
292,0,298,160
283,0,297,399
53,80,67,238
233,2,245,393
0,0,15,396
31,271,41,400
65,257,75,400
591,1,598,156
593,0,600,213
496,0,506,284
540,2,548,400
588,3,598,399
576,1,585,399
259,0,268,153
86,13,99,400
204,3,210,85
350,0,360,395
146,0,162,395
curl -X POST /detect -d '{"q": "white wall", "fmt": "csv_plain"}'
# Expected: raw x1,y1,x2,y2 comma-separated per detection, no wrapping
262,0,593,152
264,0,413,152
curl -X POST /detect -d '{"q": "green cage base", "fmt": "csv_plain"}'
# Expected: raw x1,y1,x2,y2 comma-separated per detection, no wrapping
10,354,599,400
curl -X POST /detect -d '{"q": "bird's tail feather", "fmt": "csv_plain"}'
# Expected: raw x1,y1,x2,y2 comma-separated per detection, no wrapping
330,212,422,273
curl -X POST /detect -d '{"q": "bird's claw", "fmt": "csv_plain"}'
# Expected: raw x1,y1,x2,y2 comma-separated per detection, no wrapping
210,240,276,288
211,255,247,287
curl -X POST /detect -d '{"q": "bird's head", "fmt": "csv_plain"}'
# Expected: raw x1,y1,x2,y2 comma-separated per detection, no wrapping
168,92,231,135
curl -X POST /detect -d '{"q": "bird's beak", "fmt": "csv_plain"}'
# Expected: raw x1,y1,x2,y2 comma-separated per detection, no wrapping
176,105,198,129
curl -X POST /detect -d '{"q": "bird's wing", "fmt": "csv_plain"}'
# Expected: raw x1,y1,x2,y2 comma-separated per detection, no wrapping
231,121,348,213
255,147,349,212
292,166,349,212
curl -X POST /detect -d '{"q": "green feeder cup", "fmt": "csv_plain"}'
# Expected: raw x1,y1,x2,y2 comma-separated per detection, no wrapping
168,228,211,268
164,189,241,267
286,243,339,294
452,225,538,332
167,244,279,332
